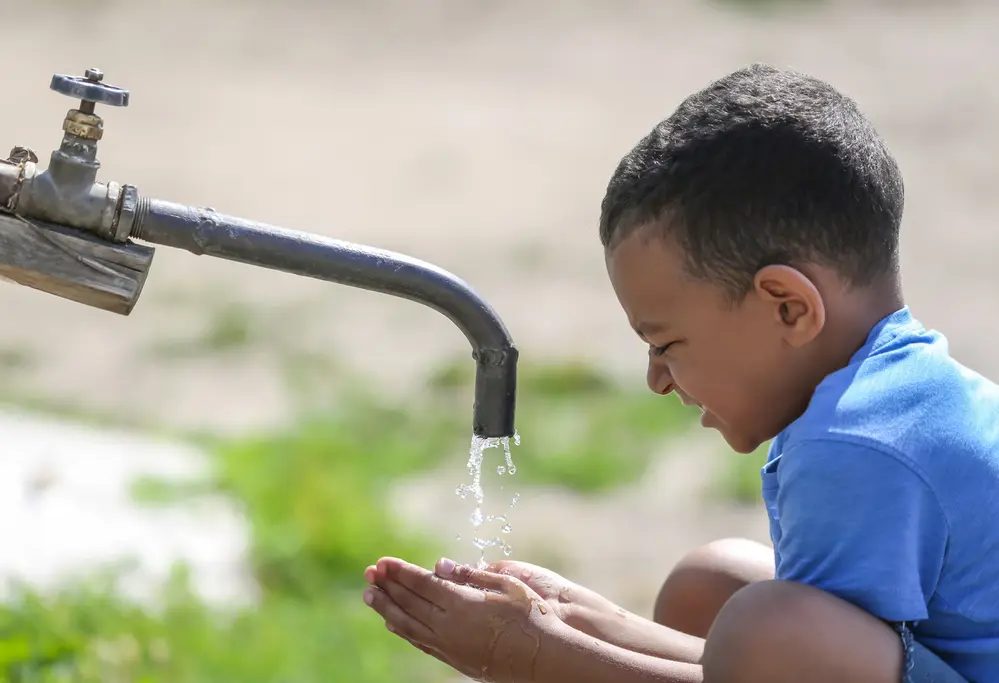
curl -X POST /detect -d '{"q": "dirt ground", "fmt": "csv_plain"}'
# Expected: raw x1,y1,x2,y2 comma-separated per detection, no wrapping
2,0,998,622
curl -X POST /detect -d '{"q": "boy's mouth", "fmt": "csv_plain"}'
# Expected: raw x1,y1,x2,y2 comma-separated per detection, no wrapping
675,392,711,424
676,391,700,409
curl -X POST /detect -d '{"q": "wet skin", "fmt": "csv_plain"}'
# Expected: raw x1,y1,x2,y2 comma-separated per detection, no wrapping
363,557,559,683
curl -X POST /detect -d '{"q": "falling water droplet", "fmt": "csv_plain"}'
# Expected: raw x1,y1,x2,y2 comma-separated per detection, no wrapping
502,437,517,477
455,433,522,566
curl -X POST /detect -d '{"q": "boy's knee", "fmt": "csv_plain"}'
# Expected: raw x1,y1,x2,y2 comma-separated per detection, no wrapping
702,580,904,683
654,538,774,636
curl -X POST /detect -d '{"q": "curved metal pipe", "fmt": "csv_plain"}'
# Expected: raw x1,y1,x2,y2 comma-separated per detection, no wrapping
131,198,518,438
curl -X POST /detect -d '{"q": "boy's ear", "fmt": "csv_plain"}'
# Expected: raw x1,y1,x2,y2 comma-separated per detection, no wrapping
753,265,826,347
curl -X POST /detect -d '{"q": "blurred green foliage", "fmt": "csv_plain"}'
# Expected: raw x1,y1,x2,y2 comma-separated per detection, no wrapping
714,442,770,505
0,358,697,682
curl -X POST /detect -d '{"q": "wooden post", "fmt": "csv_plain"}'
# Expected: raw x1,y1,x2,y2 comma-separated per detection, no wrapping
0,210,154,315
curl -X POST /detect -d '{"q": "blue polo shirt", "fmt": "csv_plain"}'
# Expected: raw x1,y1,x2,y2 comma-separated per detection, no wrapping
763,307,999,683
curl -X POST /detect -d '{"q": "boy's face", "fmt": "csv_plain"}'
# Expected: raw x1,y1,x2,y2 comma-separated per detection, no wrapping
605,228,816,454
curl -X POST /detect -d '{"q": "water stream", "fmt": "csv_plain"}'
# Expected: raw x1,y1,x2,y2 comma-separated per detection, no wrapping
455,432,521,569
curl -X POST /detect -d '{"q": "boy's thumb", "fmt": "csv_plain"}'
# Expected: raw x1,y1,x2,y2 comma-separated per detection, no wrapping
434,558,508,592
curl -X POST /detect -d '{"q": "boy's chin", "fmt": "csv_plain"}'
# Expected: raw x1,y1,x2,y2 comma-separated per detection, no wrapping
713,424,763,455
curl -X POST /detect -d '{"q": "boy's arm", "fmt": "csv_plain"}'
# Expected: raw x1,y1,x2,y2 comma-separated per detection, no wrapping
775,438,948,622
535,619,703,683
481,562,704,663
565,594,704,663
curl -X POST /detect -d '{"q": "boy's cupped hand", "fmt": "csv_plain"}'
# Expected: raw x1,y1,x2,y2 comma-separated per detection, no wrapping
363,556,563,682
481,560,615,633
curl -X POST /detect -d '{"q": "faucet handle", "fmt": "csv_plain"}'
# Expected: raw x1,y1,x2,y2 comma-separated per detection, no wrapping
50,68,130,112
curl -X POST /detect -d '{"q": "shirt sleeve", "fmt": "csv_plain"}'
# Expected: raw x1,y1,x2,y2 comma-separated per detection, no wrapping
775,438,949,623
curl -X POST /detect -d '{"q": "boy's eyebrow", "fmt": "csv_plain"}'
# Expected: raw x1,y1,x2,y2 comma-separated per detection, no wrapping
635,321,670,337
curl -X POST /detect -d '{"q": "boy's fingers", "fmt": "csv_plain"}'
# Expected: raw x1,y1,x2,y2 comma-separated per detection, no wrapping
379,557,457,606
484,560,546,586
438,558,522,594
484,560,528,574
377,578,443,628
363,586,437,647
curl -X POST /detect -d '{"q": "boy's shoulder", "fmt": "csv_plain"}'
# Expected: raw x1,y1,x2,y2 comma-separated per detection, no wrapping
785,307,999,480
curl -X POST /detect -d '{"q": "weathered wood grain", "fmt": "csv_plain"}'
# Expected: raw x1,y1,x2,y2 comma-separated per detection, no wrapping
0,210,155,315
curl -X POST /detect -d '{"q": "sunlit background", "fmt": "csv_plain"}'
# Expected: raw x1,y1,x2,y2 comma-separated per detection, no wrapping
1,0,996,680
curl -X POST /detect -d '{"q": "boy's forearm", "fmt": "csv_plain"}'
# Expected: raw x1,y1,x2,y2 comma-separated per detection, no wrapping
535,620,702,683
568,594,703,663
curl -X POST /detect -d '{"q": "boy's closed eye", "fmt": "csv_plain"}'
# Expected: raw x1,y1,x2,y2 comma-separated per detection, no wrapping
650,341,678,356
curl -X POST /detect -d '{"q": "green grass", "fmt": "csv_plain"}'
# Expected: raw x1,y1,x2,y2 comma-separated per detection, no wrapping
714,441,771,505
0,569,436,683
0,357,698,682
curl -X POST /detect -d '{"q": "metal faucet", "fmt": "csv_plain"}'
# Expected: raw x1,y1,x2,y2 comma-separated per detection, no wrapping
0,68,518,438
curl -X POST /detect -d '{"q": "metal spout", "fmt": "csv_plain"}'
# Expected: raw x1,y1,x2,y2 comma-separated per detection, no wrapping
131,199,519,437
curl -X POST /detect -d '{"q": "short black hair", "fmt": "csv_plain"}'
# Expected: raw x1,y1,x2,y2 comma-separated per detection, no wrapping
599,63,904,300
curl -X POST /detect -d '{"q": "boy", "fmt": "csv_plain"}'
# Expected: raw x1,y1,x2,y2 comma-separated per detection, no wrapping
362,64,999,682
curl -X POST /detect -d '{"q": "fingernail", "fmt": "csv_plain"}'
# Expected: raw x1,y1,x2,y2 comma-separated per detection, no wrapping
436,557,456,579
363,588,374,606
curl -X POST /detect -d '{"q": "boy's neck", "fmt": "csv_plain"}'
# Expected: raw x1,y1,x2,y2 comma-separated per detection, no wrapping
794,276,905,419
828,276,905,366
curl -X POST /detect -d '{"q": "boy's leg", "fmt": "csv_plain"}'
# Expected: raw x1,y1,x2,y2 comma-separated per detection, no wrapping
653,538,775,638
656,541,967,682
469,554,934,680
703,579,905,682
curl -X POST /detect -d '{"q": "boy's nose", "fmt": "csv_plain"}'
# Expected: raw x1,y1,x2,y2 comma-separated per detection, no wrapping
647,362,675,396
